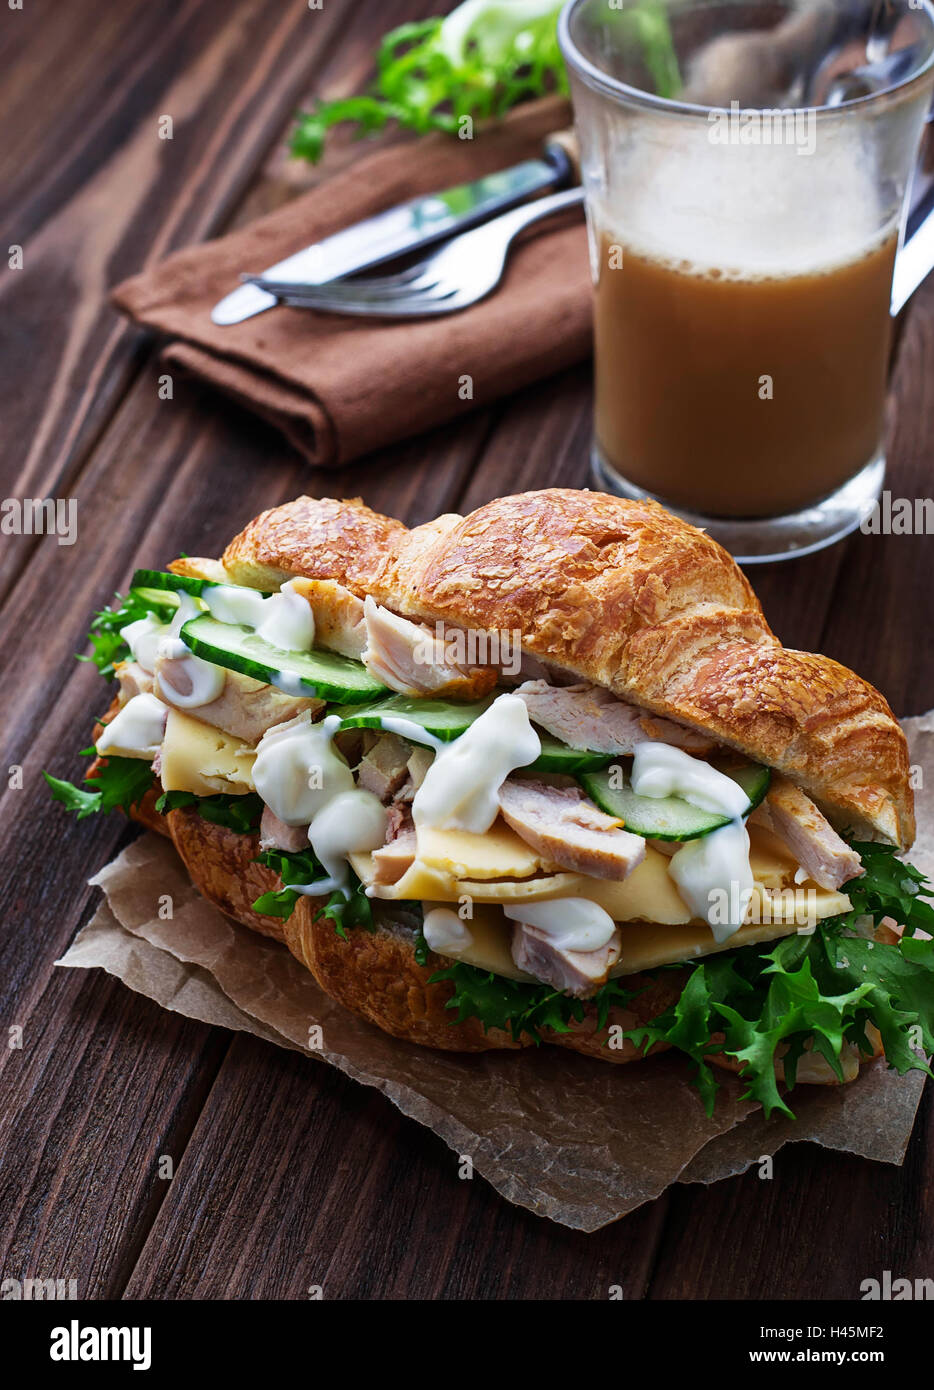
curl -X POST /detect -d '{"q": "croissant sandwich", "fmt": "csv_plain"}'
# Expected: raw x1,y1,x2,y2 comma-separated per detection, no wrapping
49,489,934,1116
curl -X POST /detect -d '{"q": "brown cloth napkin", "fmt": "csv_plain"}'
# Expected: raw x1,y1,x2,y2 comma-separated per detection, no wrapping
112,98,592,467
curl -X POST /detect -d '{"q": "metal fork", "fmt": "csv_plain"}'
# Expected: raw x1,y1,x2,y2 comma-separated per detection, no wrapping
243,186,585,318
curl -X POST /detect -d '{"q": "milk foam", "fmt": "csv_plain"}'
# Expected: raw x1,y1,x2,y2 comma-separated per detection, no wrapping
593,120,897,281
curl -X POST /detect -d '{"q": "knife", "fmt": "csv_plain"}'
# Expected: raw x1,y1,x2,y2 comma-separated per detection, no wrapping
211,140,576,326
891,191,934,316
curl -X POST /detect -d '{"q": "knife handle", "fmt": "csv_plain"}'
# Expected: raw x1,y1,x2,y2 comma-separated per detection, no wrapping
544,127,581,182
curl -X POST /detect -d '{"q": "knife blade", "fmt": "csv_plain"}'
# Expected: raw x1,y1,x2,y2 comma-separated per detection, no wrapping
891,192,934,316
211,146,573,326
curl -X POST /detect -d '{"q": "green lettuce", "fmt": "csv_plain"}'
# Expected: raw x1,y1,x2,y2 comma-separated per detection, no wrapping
155,789,264,834
76,590,171,681
429,951,639,1043
290,0,682,163
44,752,155,820
252,847,373,938
291,1,567,163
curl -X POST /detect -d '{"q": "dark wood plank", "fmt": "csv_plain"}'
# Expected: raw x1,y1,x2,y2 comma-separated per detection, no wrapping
811,278,934,714
122,1033,670,1300
0,0,469,1295
646,1086,934,1298
0,968,230,1299
0,0,432,603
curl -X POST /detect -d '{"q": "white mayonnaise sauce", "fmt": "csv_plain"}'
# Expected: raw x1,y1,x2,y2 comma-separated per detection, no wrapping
162,592,202,652
157,655,226,710
255,580,315,652
253,717,386,900
96,692,169,759
423,907,474,955
376,716,445,755
269,671,313,698
121,615,169,675
203,584,268,628
630,742,750,818
204,578,314,652
252,713,353,826
668,821,755,944
154,593,226,709
293,789,388,898
411,693,540,834
504,898,618,953
631,741,754,939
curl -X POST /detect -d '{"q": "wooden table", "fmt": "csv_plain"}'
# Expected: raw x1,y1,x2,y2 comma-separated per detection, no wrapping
2,0,931,1301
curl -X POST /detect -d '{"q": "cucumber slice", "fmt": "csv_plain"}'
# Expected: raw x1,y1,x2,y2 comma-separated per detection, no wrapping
130,569,271,613
523,731,615,775
579,760,771,841
130,569,209,609
336,696,618,771
711,758,771,810
335,692,495,741
181,614,387,703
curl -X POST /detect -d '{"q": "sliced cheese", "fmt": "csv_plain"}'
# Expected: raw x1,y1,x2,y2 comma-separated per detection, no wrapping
609,881,851,975
420,881,853,982
355,802,854,987
368,842,694,922
415,819,556,881
748,824,801,889
160,708,256,797
577,847,692,923
422,901,535,982
367,855,582,904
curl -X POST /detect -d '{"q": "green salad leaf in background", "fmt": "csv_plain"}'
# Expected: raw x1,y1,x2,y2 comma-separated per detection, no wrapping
290,0,681,163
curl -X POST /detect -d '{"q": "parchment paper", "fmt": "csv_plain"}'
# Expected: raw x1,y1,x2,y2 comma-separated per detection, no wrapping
56,713,934,1231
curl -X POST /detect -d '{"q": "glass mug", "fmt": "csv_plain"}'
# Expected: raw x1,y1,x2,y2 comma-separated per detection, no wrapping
559,0,934,560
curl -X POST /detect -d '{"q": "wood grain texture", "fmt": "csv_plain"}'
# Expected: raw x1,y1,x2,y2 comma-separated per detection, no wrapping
0,0,429,602
122,1035,670,1301
0,0,931,1302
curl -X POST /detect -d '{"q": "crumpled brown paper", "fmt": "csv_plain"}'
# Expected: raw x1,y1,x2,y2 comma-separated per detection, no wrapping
56,714,933,1231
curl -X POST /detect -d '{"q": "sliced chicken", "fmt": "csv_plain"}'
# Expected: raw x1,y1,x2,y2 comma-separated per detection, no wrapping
371,805,417,885
355,731,411,802
259,807,310,853
510,923,621,998
362,597,497,699
406,745,434,790
115,660,154,704
498,648,574,687
289,577,367,660
498,777,646,880
154,659,322,742
395,744,436,804
759,776,864,890
514,680,713,754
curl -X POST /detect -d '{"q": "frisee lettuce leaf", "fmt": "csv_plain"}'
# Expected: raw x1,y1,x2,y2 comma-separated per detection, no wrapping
45,753,155,820
290,3,568,163
842,840,934,936
76,590,171,681
427,935,639,1044
290,0,682,163
155,789,264,834
252,848,374,938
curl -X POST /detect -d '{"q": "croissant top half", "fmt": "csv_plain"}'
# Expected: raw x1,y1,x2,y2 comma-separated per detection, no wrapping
214,488,913,848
